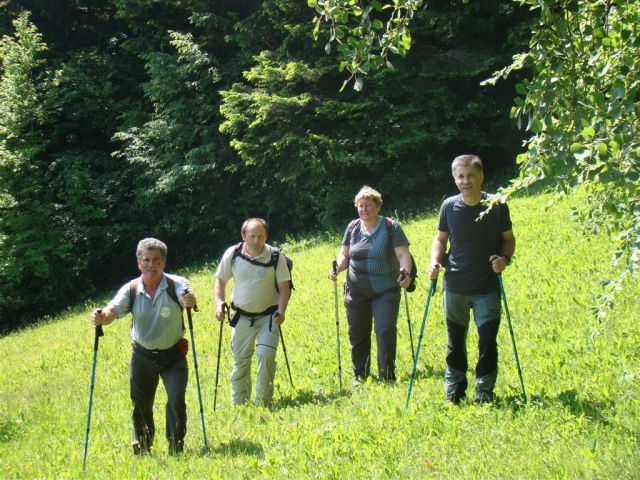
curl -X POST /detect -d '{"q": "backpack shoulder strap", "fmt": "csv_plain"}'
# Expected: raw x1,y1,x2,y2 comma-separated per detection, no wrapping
231,242,244,267
164,275,182,311
347,219,360,240
130,276,182,310
270,248,280,267
233,242,276,268
129,278,139,312
385,216,394,232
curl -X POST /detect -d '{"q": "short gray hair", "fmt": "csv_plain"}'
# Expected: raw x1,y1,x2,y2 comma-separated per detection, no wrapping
354,185,383,208
451,154,483,176
136,238,167,260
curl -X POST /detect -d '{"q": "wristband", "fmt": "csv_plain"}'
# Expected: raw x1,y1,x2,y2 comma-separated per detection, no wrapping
503,255,511,265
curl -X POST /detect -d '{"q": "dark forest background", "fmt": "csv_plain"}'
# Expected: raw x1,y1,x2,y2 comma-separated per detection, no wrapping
0,1,534,328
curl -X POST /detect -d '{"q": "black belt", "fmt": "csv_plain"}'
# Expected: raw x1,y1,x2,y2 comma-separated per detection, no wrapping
229,303,278,327
133,340,177,354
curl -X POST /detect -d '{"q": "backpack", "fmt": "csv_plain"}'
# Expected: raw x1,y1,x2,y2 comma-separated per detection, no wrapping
347,217,418,292
231,242,294,297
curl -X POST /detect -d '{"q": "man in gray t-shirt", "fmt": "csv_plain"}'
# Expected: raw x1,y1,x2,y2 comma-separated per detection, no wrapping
428,155,515,405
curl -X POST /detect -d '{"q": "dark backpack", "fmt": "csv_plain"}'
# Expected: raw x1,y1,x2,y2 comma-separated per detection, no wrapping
347,217,418,292
231,242,294,297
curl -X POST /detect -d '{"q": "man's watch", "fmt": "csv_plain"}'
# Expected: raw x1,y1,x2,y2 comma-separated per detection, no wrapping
503,255,512,265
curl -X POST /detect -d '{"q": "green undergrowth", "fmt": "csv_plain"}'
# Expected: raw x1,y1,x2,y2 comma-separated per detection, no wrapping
0,193,638,479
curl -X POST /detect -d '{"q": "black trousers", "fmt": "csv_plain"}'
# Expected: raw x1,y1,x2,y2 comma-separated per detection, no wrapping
129,342,188,453
344,284,400,381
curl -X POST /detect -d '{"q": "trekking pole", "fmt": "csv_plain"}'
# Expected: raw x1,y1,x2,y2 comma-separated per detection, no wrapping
406,278,437,407
213,303,227,412
275,313,295,390
399,269,415,363
404,290,415,363
498,274,527,404
332,260,343,391
185,295,209,451
83,317,104,472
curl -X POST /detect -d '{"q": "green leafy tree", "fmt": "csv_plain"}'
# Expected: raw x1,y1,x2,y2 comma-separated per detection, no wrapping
484,0,639,313
221,0,530,229
112,31,230,257
0,13,73,325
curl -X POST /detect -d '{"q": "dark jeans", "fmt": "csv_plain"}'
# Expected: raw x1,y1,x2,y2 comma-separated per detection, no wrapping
129,342,188,453
344,284,400,381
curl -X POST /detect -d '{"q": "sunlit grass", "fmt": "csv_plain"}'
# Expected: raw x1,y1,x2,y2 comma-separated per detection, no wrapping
0,193,638,479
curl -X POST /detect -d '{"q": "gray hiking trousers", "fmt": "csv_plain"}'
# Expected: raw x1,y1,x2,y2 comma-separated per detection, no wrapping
230,313,279,405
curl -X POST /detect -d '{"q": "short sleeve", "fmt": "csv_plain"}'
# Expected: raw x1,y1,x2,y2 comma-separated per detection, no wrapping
107,282,133,318
215,246,236,282
499,202,513,232
390,221,410,248
437,200,449,232
275,253,291,283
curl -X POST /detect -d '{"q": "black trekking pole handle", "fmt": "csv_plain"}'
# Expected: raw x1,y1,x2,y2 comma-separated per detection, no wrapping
95,309,104,341
332,260,338,276
95,324,104,347
183,288,197,330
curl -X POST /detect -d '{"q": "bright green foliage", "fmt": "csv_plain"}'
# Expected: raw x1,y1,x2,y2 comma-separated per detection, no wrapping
484,0,640,313
0,14,132,326
310,0,423,91
0,13,72,325
113,31,228,250
0,194,638,478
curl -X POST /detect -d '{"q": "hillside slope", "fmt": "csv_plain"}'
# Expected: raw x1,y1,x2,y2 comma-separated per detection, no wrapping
0,194,638,479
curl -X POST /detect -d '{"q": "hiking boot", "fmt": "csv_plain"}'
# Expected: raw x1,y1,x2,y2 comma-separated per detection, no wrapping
168,441,184,456
474,391,495,405
255,397,273,407
132,441,151,455
353,375,366,388
445,392,466,405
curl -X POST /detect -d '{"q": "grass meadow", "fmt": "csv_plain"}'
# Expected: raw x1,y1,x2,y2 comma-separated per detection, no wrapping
0,193,638,479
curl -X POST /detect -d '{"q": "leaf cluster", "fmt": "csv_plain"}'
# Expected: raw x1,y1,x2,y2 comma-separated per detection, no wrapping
484,0,640,313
